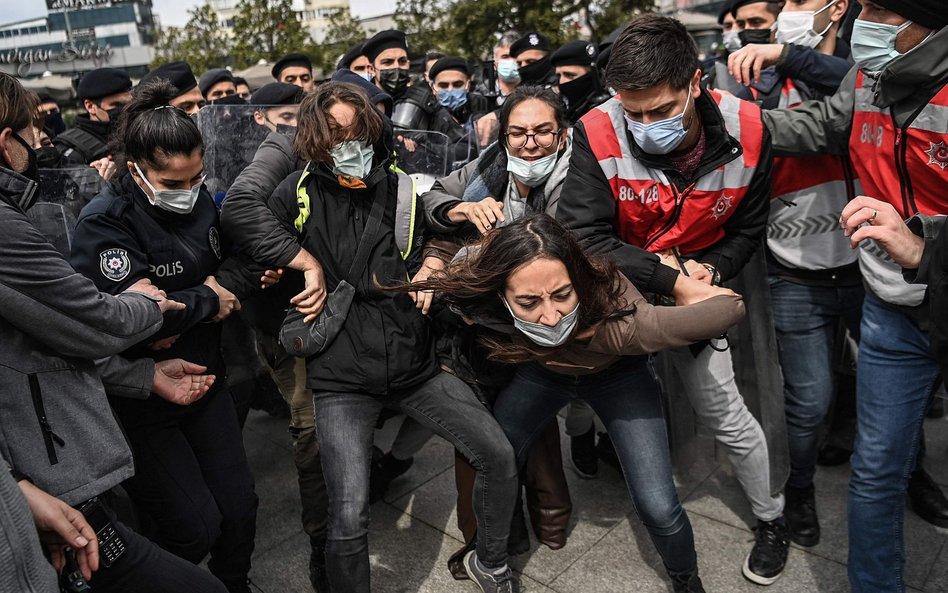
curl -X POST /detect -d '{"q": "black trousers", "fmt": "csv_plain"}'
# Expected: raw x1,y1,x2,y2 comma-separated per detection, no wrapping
86,514,228,592
120,385,258,589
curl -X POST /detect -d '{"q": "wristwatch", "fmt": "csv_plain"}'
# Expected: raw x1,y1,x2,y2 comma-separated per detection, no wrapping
702,263,722,286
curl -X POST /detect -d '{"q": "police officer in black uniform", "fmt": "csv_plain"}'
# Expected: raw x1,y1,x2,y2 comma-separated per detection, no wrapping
140,61,207,115
54,67,131,166
509,32,558,87
272,53,316,93
550,40,613,125
69,80,260,593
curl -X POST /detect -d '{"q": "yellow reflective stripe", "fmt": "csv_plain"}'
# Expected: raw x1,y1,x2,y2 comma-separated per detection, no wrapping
294,165,312,233
401,175,417,261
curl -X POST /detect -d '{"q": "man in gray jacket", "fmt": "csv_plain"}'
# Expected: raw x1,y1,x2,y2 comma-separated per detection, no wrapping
0,72,226,593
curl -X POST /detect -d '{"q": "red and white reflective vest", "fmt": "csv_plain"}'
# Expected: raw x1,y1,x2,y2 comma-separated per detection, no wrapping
849,71,948,305
581,90,764,254
767,79,858,271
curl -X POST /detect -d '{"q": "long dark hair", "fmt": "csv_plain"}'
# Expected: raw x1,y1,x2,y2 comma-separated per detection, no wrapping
405,215,633,363
294,81,384,162
111,79,204,176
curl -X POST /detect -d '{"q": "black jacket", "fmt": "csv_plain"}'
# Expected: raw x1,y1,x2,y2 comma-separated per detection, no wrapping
69,174,257,422
556,88,773,295
268,139,434,396
905,215,948,377
53,115,111,166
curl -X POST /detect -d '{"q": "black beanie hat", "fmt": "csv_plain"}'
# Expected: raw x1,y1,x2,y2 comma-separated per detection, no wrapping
873,0,946,31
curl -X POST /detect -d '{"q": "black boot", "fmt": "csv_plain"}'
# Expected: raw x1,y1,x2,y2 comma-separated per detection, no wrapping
309,539,329,593
908,467,948,528
816,443,852,466
785,484,820,547
570,426,598,478
671,570,706,593
595,432,621,471
369,450,413,503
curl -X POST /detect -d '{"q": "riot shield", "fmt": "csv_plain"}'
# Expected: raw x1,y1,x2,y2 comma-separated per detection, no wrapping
394,129,452,194
196,104,272,204
657,244,789,496
29,167,104,257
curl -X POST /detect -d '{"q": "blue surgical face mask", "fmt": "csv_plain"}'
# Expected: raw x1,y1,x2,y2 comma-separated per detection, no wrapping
625,84,693,155
330,140,374,180
506,138,561,187
359,71,374,83
438,88,468,111
850,18,914,74
134,162,204,214
497,59,521,83
503,297,580,348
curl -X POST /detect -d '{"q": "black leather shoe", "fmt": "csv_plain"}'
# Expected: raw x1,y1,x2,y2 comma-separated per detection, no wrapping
570,426,598,478
742,518,789,585
816,443,852,467
908,467,948,528
671,571,707,593
595,432,621,471
785,484,820,547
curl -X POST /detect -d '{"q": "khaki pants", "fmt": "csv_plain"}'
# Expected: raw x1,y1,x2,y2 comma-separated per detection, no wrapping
256,333,328,543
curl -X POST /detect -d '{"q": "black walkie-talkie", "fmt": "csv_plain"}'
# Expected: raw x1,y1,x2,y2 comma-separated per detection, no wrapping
59,546,91,593
77,498,127,568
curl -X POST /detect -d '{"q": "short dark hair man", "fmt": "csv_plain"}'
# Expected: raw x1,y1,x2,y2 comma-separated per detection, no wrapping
199,68,237,102
363,29,411,99
234,77,252,101
337,42,373,82
250,82,304,132
54,67,131,165
272,53,315,92
557,14,787,591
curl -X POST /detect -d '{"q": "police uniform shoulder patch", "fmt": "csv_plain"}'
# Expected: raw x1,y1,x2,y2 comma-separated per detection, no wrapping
100,248,131,282
209,227,222,259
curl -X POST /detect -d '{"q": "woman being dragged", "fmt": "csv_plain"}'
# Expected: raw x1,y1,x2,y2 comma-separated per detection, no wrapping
405,214,744,593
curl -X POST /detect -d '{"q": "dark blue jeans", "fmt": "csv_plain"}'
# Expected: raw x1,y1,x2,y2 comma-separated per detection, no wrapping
848,293,941,593
493,356,697,578
768,276,864,489
313,371,517,593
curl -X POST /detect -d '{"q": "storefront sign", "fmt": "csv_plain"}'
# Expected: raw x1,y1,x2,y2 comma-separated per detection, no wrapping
0,41,113,76
46,0,125,10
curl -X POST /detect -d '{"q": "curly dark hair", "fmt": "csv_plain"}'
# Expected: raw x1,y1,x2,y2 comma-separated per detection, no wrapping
404,215,634,363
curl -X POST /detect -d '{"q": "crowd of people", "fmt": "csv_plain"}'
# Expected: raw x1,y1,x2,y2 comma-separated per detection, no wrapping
0,0,945,592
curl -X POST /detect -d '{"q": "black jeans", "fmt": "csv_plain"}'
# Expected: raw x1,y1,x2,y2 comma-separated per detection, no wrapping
313,371,518,593
120,385,258,588
85,515,228,592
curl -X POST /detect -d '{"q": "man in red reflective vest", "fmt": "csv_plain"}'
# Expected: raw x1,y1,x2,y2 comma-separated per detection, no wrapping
557,14,787,589
759,1,947,591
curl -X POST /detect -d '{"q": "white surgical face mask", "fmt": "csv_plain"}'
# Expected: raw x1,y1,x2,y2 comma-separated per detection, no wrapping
330,140,374,179
850,18,915,74
722,30,743,52
506,139,560,187
497,59,521,83
134,162,203,214
625,85,693,155
503,297,579,348
359,71,374,82
776,0,837,48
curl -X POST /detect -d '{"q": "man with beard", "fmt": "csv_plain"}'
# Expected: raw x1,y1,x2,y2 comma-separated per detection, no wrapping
272,53,316,93
551,40,612,125
54,67,130,166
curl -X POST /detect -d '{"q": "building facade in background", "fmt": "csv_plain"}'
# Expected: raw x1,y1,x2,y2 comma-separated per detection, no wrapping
0,0,157,78
207,0,349,43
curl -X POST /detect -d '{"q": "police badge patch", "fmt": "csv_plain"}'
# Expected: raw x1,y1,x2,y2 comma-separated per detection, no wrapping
209,227,222,259
100,248,131,282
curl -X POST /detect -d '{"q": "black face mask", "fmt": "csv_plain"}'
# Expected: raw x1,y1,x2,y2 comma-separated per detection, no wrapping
10,132,39,184
559,73,598,113
378,68,411,97
36,146,61,168
517,57,554,85
44,111,66,136
739,28,774,46
275,123,297,136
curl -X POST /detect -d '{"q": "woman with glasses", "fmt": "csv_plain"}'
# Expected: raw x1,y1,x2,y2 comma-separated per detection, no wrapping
69,80,261,593
419,86,576,560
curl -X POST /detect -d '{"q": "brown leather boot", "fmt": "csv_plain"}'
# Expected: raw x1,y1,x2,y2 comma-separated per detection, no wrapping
524,422,572,550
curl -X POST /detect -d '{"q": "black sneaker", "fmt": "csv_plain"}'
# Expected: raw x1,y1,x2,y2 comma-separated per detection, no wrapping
671,571,707,593
570,426,598,478
309,540,329,593
908,467,948,528
369,451,414,503
785,485,820,547
742,518,789,585
462,551,521,593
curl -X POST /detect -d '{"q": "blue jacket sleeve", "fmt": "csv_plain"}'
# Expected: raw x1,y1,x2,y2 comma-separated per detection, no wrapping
777,45,852,96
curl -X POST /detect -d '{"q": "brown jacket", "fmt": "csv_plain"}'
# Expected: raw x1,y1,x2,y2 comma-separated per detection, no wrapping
535,276,745,375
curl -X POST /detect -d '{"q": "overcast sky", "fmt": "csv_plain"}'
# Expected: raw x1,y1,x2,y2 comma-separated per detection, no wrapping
6,0,395,27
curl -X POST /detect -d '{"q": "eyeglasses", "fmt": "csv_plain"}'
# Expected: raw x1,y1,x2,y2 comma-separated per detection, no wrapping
504,129,559,149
